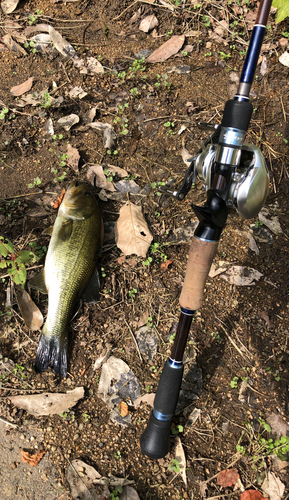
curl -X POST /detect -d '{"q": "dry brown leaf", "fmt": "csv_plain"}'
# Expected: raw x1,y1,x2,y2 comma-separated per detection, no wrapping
106,164,128,178
14,286,43,331
87,165,116,192
133,393,155,408
10,76,34,96
175,436,187,486
241,491,268,500
21,449,45,466
216,468,240,487
67,144,80,173
139,15,158,33
3,33,27,55
93,343,112,370
117,401,129,417
115,201,153,257
262,472,285,500
257,311,274,329
9,387,84,416
146,35,185,63
160,259,173,269
137,310,150,327
85,56,104,74
1,0,19,14
245,10,257,29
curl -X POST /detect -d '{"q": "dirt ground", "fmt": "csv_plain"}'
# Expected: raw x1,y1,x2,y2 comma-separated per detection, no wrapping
0,0,289,499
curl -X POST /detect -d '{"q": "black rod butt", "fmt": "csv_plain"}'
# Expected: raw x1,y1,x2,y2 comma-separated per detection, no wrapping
140,413,171,459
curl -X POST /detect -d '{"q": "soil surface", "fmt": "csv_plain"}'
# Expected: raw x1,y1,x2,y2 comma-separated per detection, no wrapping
0,1,289,499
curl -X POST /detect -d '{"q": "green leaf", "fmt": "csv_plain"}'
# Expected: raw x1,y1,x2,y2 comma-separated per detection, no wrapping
0,261,7,269
17,250,37,264
2,238,14,254
272,0,289,23
262,422,271,433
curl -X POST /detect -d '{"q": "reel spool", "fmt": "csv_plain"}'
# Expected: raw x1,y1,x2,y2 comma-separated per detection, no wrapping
195,141,270,219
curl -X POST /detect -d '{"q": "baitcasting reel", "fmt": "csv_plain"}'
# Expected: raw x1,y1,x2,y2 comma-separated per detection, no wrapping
164,121,270,220
194,137,270,219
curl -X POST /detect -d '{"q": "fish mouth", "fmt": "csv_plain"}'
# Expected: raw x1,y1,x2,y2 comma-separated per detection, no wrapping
64,181,89,208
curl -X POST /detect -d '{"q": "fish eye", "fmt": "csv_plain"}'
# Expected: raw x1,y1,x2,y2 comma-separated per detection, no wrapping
84,191,91,197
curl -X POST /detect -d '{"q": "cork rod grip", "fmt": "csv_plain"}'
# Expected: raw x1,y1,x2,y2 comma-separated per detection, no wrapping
180,238,219,311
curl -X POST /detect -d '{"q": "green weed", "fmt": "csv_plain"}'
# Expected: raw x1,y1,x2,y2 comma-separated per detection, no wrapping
0,237,37,288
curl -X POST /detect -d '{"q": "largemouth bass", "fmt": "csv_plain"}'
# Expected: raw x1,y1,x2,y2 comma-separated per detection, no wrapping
29,181,103,377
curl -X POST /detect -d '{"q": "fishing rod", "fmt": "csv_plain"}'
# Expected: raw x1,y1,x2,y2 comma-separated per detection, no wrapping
140,0,272,459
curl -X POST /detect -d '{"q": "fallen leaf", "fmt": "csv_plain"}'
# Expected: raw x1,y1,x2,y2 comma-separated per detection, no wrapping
3,33,27,55
139,15,158,33
88,122,117,149
114,179,140,194
48,25,76,59
106,164,128,178
98,356,141,426
279,51,289,67
259,208,283,235
159,0,174,11
241,491,268,500
115,201,153,257
117,401,129,417
53,188,66,209
87,165,116,192
210,264,263,286
137,310,149,327
266,413,289,440
136,326,158,362
187,408,201,426
146,35,185,63
257,311,274,329
57,114,79,131
133,393,155,408
245,10,257,29
248,233,259,254
160,259,173,269
82,106,97,124
21,449,45,466
1,0,19,14
44,117,54,136
175,436,187,486
66,459,110,500
216,468,240,487
272,0,289,23
119,486,141,500
83,56,104,74
67,144,80,172
93,344,112,370
14,286,43,331
9,387,84,416
260,58,267,76
68,86,87,99
181,144,194,165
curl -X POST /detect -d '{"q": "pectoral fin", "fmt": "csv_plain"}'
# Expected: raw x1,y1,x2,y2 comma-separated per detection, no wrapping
58,219,73,241
29,269,48,294
42,225,54,236
81,267,100,303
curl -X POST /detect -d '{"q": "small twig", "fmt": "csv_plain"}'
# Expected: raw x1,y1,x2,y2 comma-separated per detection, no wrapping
113,0,139,21
124,319,143,362
0,416,18,428
214,315,253,364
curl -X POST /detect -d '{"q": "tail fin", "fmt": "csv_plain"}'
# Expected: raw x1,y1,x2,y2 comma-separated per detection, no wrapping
35,332,67,377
